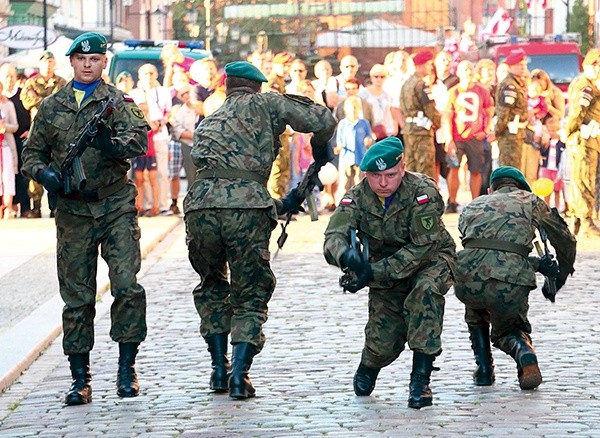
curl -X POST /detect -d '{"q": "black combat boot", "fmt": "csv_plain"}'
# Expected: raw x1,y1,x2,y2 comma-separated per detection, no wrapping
408,351,435,409
65,353,92,406
206,333,230,393
353,363,380,396
505,331,542,390
228,343,256,399
470,325,495,386
117,342,140,397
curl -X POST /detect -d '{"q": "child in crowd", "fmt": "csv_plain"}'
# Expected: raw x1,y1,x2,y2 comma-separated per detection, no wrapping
539,117,565,210
334,96,373,203
132,101,160,216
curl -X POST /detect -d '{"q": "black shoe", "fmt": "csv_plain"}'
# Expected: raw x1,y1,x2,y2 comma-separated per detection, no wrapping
117,343,140,397
65,353,92,406
21,209,41,219
229,343,256,399
503,331,542,390
206,333,230,393
353,363,380,396
408,352,434,409
444,202,458,214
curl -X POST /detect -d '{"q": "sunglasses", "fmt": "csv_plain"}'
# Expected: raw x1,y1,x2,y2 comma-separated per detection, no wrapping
372,75,386,79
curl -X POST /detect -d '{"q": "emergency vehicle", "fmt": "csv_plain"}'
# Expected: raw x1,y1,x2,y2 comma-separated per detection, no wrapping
487,33,582,93
108,39,211,84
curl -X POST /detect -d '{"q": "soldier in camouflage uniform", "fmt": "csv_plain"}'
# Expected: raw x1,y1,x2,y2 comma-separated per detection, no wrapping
455,167,576,390
20,50,68,218
21,33,149,406
399,50,441,180
494,50,529,169
184,61,335,399
323,137,456,409
564,49,600,238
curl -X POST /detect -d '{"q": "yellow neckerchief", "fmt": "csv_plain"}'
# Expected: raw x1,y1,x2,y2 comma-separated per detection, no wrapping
73,88,86,107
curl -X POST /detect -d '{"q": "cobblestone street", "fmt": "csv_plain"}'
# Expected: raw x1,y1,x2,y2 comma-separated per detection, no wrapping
1,212,600,437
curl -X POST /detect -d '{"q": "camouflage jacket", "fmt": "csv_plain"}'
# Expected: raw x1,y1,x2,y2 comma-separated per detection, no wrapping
457,186,576,287
20,74,67,112
399,73,441,137
21,80,149,218
323,172,457,289
494,73,528,138
565,75,600,149
184,89,336,217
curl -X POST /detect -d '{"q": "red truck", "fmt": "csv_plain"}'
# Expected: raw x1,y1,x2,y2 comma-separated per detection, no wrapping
487,33,582,93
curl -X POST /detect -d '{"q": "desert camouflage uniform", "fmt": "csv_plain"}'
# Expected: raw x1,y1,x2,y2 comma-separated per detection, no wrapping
494,73,528,168
399,74,441,179
323,172,456,368
455,186,576,352
21,80,149,354
184,90,335,353
564,75,600,222
20,73,68,204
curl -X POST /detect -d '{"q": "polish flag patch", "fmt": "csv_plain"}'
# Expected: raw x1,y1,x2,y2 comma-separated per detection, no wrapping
416,194,430,205
340,198,353,206
123,94,134,102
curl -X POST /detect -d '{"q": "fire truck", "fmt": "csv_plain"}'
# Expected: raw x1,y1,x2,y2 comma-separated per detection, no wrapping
486,33,582,93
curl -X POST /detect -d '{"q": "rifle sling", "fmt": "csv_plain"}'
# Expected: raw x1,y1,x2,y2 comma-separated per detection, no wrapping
463,238,531,258
61,176,128,203
196,169,268,186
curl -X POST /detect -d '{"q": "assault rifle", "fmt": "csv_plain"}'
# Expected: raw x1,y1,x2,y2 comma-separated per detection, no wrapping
60,97,117,194
273,159,326,260
534,226,558,302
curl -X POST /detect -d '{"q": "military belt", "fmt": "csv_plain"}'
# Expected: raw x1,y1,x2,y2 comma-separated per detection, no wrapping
61,176,128,202
463,238,531,258
196,169,268,186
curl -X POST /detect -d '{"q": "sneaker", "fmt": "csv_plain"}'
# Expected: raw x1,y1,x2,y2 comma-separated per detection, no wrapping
21,209,41,219
169,204,181,215
445,202,458,214
159,210,173,216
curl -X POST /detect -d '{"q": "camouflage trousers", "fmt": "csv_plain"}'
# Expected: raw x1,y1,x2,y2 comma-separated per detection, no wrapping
403,134,436,179
267,133,291,199
498,134,524,169
361,257,452,369
567,135,599,219
454,279,532,352
185,208,276,354
56,207,147,355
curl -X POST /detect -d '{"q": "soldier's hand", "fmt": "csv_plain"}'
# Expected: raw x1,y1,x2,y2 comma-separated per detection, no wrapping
280,188,305,215
343,264,373,293
35,167,63,194
537,254,559,278
89,123,119,156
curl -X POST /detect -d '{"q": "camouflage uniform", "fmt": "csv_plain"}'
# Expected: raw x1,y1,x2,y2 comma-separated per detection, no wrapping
21,81,149,354
184,91,335,353
20,73,68,209
564,75,600,228
399,73,441,179
323,172,456,367
494,73,528,168
455,186,576,385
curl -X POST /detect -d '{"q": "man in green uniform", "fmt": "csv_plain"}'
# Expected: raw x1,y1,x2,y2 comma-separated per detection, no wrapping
455,167,576,390
565,48,600,237
20,50,68,218
494,50,529,169
323,137,456,409
184,61,336,399
399,51,441,179
21,33,149,406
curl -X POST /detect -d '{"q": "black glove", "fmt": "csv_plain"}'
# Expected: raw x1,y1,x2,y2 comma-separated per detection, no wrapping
343,264,373,293
340,247,363,272
279,188,305,215
542,277,566,303
35,167,63,194
537,254,559,278
89,123,119,156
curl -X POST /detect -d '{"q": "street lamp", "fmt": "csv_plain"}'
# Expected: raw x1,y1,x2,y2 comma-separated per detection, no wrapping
204,0,211,51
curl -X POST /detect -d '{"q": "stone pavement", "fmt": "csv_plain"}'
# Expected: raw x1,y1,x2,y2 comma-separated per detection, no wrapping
1,209,600,437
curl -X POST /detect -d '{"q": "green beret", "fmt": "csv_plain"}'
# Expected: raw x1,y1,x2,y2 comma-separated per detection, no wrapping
359,137,404,172
490,166,531,192
40,50,55,61
66,32,107,56
224,61,267,83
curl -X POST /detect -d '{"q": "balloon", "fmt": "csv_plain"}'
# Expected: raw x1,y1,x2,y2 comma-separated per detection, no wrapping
532,178,554,198
318,162,338,185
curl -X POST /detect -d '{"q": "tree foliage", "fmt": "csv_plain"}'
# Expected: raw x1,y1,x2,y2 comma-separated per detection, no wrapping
569,0,592,53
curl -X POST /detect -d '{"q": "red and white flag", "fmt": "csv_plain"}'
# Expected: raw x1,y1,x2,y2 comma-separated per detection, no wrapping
482,7,513,37
527,0,548,9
